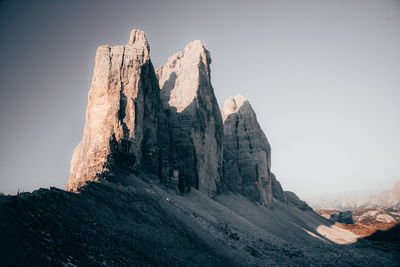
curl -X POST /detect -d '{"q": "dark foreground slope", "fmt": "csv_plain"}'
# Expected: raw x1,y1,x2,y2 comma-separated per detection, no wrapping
0,175,233,266
1,174,399,266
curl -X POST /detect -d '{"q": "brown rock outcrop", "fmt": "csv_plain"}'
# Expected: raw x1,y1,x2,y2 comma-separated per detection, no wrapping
156,41,223,197
66,30,169,191
221,95,286,204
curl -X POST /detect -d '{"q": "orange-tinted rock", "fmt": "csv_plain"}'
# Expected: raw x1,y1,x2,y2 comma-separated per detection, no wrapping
66,30,169,191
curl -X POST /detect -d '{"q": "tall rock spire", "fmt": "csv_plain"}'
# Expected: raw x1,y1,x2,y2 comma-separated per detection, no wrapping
66,30,169,191
222,95,286,204
156,41,223,197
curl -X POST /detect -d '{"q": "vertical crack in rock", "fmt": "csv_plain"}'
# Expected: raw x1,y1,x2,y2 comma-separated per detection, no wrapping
221,95,286,204
241,115,253,151
234,115,243,181
118,47,130,145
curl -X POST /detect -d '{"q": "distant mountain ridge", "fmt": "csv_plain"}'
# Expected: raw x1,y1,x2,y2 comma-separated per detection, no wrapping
308,181,400,211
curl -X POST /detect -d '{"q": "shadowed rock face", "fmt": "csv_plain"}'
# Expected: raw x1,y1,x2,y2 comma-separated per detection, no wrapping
66,30,169,191
222,95,286,204
285,191,313,211
156,41,223,197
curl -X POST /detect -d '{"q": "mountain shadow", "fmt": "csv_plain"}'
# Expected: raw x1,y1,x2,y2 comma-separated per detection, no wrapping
363,223,400,242
0,176,235,266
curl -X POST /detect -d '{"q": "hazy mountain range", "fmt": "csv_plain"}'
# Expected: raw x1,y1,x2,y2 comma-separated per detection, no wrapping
307,181,400,211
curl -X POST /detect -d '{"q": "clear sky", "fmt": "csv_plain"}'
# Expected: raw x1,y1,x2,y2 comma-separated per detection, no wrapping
0,0,399,198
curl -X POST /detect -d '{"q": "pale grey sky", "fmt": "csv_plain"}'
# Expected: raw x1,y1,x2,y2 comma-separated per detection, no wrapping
0,0,399,198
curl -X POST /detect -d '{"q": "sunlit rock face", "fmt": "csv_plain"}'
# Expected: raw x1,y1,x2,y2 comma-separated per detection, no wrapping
156,41,223,197
66,30,169,191
221,95,286,204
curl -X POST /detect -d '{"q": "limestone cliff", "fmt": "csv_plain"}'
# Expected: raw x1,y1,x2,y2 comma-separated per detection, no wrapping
221,95,286,204
156,41,223,197
66,30,169,191
66,30,291,205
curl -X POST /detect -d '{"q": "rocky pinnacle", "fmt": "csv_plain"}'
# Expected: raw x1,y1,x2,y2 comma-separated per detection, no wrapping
156,41,224,197
222,95,286,204
66,30,169,191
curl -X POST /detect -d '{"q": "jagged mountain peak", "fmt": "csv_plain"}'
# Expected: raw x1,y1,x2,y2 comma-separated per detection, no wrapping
222,95,249,120
127,29,150,51
222,95,286,204
156,39,223,197
65,29,168,191
164,40,210,69
157,40,212,113
156,41,214,112
184,40,211,64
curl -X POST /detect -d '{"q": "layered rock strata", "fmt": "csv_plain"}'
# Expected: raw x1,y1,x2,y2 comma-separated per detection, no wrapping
221,95,286,204
156,41,224,197
66,30,169,191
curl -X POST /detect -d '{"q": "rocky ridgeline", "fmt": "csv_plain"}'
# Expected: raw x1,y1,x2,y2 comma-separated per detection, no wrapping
66,30,301,205
307,181,400,211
